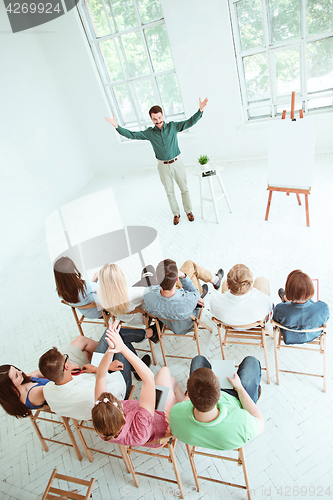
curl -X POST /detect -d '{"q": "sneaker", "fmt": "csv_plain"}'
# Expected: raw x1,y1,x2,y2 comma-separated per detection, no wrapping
278,288,285,302
149,321,163,343
133,354,151,381
201,284,209,300
173,215,180,225
213,269,224,290
187,212,195,222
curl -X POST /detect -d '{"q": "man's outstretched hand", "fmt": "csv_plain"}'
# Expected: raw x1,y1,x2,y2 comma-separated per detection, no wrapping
105,114,118,128
199,97,208,112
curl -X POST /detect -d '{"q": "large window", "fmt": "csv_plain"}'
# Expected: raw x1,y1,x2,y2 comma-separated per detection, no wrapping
229,0,333,120
77,0,184,130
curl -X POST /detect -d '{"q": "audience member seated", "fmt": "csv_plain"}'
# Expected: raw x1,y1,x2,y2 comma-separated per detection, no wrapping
0,336,99,418
144,259,223,335
0,365,49,418
39,338,129,420
54,256,103,319
98,263,159,344
92,321,184,447
169,355,264,450
273,270,330,344
210,264,273,326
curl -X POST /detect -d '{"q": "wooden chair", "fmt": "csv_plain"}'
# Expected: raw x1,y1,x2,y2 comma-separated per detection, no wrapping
111,307,157,365
42,469,95,500
212,317,271,384
29,405,83,461
186,445,252,500
73,385,135,467
153,310,213,366
271,320,327,392
121,434,184,498
61,300,109,336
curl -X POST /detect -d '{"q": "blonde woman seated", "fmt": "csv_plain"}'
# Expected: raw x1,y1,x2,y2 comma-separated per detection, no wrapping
92,321,184,447
98,263,160,345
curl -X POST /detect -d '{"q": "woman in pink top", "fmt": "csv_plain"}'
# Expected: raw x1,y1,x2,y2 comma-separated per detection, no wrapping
92,321,184,447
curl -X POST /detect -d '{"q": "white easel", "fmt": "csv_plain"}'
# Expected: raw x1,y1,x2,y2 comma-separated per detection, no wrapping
199,165,232,224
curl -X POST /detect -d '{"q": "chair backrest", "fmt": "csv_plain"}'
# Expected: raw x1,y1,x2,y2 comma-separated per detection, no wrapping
61,299,98,310
271,320,326,335
212,317,265,330
42,469,95,500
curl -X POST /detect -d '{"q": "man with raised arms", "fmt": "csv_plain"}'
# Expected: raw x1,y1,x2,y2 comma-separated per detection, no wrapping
106,98,208,225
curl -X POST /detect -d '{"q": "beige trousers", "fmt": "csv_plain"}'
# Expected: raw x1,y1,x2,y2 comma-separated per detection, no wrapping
157,156,192,215
176,260,213,294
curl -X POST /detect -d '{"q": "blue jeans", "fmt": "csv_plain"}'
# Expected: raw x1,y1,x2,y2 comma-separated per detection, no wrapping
95,327,146,400
190,355,261,404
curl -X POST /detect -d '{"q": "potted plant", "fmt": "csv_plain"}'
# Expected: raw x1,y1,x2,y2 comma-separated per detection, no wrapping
198,154,209,167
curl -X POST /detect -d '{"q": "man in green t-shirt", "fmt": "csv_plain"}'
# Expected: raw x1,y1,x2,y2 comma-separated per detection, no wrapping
169,355,264,451
106,98,208,225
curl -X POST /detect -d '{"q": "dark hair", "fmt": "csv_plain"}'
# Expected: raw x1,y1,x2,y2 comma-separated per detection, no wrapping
187,368,220,412
156,259,178,291
39,348,65,384
149,105,163,117
285,270,314,302
227,264,253,296
0,365,32,418
53,256,87,303
92,392,126,441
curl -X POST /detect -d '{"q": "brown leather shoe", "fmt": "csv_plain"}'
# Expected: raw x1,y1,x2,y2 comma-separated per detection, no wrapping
173,215,180,225
187,212,195,222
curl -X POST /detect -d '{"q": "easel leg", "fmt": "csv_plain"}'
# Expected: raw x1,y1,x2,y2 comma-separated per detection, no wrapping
296,193,302,205
305,194,310,227
217,173,232,213
265,190,273,221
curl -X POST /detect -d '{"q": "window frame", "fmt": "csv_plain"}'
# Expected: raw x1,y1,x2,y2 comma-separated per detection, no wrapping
228,0,333,122
76,0,185,131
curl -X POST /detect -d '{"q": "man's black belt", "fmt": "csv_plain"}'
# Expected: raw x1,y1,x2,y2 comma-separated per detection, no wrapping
163,158,178,164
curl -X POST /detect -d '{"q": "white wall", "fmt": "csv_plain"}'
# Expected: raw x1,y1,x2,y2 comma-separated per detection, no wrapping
0,6,116,270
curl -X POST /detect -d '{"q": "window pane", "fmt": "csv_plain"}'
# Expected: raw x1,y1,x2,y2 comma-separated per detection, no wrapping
137,0,163,23
100,40,124,82
307,38,333,92
307,0,333,36
130,79,155,119
276,101,302,114
104,0,116,32
156,73,184,115
122,32,150,77
85,0,111,37
248,105,271,118
236,0,264,51
275,49,300,96
110,0,137,31
243,53,270,101
269,0,300,44
113,84,137,123
308,96,333,109
145,25,174,72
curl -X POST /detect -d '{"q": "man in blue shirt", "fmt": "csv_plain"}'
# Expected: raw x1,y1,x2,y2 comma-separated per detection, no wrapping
106,98,208,225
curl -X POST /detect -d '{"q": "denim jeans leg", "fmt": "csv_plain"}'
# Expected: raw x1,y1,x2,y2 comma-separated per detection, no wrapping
119,327,146,356
94,328,109,354
221,356,261,402
190,355,212,375
113,353,132,400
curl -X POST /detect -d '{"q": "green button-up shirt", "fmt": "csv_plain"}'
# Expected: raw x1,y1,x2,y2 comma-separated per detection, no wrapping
116,109,203,161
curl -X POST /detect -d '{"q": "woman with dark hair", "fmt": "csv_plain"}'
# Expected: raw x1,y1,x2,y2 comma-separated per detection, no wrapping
0,366,49,418
54,256,102,319
273,270,329,344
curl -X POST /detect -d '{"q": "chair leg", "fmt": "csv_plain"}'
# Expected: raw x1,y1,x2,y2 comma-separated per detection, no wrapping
118,444,131,474
239,448,252,500
125,449,140,488
158,332,168,367
217,325,226,360
72,307,85,336
261,330,270,384
72,420,94,463
168,439,184,499
186,444,200,492
61,416,83,461
193,321,201,356
148,338,157,365
42,469,57,500
273,329,280,386
29,413,49,452
323,334,327,393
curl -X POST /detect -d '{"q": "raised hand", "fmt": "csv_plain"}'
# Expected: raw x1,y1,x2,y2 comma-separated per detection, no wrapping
106,320,124,352
105,114,118,128
199,97,208,112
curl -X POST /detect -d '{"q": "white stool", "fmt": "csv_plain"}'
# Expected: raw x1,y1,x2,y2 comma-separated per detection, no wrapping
199,167,232,223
